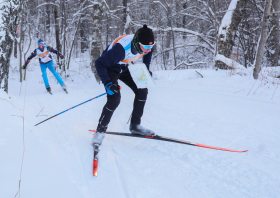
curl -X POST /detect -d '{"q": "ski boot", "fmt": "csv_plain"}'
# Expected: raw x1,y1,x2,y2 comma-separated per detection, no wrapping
92,124,107,145
61,84,68,94
129,123,155,136
46,86,52,95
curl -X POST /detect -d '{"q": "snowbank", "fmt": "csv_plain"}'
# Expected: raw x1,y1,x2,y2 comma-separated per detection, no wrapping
1,67,280,198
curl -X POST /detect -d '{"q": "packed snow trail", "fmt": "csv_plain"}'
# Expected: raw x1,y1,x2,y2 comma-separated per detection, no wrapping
1,68,280,198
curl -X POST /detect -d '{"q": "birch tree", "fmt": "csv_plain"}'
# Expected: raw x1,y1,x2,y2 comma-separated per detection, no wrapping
54,1,61,66
268,0,280,66
253,0,273,79
0,0,19,93
215,0,248,69
122,0,131,35
90,0,102,83
18,0,24,82
80,0,90,53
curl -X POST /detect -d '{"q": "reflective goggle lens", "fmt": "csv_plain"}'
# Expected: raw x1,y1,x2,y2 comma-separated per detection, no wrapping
139,42,155,50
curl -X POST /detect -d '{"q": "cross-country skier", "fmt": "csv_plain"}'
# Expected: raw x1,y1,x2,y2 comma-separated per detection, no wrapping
92,24,155,145
22,38,67,93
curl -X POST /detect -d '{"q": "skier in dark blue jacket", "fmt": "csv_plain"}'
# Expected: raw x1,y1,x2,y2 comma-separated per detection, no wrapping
22,38,67,93
92,25,155,145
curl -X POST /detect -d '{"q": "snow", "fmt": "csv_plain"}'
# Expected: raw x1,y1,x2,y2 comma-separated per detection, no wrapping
1,62,280,198
216,54,248,72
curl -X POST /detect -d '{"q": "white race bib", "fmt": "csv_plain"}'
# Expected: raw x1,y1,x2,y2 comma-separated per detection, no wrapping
128,63,156,88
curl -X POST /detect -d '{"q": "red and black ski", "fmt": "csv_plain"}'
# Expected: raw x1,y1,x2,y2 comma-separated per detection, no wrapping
89,130,248,153
93,143,99,177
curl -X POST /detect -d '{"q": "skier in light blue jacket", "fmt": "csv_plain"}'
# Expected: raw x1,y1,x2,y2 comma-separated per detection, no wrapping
22,38,67,93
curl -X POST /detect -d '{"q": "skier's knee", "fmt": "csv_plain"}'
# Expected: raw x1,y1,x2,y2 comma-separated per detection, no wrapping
42,72,47,78
106,94,121,110
136,88,148,101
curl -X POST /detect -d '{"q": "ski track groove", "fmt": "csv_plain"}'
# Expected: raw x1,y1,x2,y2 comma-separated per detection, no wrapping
109,138,198,198
39,97,92,198
109,146,132,198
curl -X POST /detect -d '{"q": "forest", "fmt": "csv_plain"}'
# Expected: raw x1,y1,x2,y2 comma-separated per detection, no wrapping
0,0,279,92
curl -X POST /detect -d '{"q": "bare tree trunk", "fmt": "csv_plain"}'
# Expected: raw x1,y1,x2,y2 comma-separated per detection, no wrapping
268,0,280,66
161,32,166,70
54,4,61,68
46,4,51,33
62,0,67,60
80,0,89,53
122,0,130,35
13,14,19,58
106,14,109,47
0,33,13,93
253,0,273,79
54,5,60,49
0,0,19,93
215,0,248,69
80,21,89,53
182,2,187,39
23,24,32,80
63,0,67,72
91,1,102,83
68,16,82,70
14,31,18,58
165,7,172,63
170,22,176,68
18,0,24,82
214,0,218,69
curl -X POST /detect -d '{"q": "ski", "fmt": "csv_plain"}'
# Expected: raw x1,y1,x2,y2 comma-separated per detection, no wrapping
48,91,53,95
63,89,68,94
89,130,248,153
93,143,100,177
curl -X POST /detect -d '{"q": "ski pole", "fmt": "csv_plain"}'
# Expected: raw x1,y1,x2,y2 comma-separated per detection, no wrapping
35,92,107,126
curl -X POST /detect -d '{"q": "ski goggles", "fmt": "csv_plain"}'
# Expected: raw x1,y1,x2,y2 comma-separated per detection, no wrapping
139,42,155,50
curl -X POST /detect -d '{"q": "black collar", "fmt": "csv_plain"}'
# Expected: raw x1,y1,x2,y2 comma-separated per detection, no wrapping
131,42,138,55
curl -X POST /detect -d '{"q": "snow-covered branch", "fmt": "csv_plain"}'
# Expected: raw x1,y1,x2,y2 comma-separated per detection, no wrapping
153,1,168,12
216,54,247,70
153,43,214,59
174,61,207,70
37,2,60,8
102,0,110,11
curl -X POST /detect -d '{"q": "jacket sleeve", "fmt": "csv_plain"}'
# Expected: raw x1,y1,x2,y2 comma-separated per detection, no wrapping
24,49,37,65
47,46,63,56
95,43,125,84
142,47,154,71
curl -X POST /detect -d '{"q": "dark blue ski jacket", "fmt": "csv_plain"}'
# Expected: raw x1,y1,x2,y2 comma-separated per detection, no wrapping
95,42,153,84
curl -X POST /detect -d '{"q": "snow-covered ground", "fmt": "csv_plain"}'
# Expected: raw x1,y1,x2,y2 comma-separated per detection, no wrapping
1,63,280,198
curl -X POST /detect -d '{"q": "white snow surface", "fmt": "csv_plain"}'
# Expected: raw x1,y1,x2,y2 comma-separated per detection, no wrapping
1,63,280,198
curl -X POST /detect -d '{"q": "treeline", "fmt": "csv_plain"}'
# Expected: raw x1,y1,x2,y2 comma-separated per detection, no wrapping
0,0,279,92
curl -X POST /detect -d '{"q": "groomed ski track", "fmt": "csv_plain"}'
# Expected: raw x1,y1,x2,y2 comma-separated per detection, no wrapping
1,69,280,198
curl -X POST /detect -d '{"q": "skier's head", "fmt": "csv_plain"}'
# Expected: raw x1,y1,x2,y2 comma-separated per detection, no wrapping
132,25,155,54
38,38,44,48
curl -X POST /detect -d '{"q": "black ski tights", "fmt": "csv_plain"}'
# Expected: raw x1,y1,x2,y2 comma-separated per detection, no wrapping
98,69,148,126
